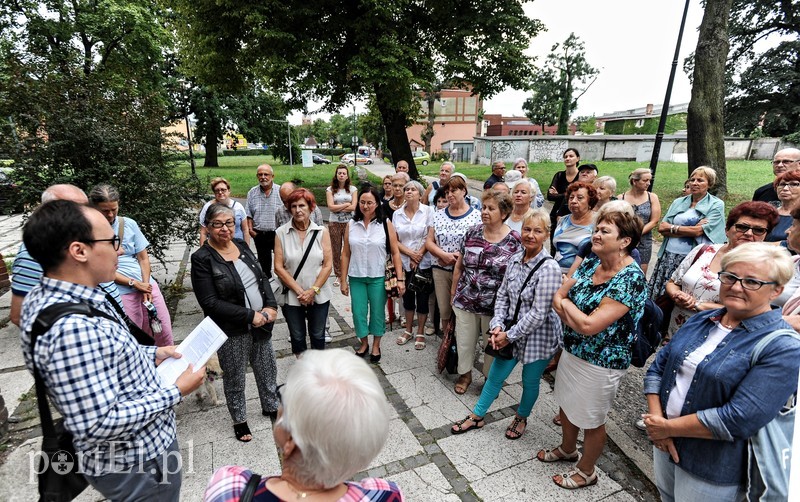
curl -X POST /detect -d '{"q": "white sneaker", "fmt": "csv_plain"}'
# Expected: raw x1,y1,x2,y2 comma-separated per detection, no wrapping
425,326,435,335
400,317,407,328
635,419,646,431
324,329,332,343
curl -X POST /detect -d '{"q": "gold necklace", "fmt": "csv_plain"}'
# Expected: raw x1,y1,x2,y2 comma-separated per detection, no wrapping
280,478,329,500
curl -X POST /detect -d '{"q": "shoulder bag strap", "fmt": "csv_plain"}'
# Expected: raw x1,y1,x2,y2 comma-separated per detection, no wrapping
510,257,553,323
30,302,118,440
750,329,800,366
382,219,391,255
117,216,124,243
97,284,154,345
239,473,262,502
292,230,320,281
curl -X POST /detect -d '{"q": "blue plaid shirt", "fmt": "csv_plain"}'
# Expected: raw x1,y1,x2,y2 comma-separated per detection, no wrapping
490,250,562,364
20,278,181,476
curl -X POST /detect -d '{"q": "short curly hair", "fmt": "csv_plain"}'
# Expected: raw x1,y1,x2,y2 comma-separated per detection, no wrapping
725,201,779,232
565,181,599,209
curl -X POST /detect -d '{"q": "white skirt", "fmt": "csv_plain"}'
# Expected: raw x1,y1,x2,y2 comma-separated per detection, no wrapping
553,350,627,429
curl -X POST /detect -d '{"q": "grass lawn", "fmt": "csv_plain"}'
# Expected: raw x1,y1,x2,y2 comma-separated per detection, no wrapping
180,155,772,217
418,160,772,217
176,155,382,205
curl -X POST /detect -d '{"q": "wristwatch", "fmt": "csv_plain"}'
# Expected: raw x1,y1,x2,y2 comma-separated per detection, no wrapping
312,286,320,295
128,278,135,287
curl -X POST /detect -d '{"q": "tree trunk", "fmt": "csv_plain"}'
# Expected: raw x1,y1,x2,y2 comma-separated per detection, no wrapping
687,0,733,197
422,94,435,154
557,75,572,135
204,107,221,168
375,84,418,180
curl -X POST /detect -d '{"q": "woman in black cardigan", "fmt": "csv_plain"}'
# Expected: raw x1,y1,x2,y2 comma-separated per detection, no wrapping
191,203,279,442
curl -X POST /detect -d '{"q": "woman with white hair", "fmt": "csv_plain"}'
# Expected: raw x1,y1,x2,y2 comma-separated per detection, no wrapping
592,176,617,211
424,161,454,205
204,349,403,501
505,179,534,234
393,180,434,349
643,242,800,501
620,168,662,273
512,158,544,208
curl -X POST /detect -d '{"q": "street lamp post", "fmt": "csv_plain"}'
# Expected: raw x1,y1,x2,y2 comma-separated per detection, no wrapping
351,105,357,162
649,0,692,190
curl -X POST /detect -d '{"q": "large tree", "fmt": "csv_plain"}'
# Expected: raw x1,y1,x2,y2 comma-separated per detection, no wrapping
523,68,561,133
724,1,800,139
687,0,733,196
170,0,543,180
0,0,201,257
539,33,599,135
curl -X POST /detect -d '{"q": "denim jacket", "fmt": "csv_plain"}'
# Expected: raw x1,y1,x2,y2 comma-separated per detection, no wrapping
643,307,800,485
191,239,277,336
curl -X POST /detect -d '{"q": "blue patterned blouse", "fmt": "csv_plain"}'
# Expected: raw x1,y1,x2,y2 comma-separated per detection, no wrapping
563,255,647,370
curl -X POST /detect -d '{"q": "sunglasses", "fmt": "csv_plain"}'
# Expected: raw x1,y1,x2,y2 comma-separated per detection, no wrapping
732,223,768,236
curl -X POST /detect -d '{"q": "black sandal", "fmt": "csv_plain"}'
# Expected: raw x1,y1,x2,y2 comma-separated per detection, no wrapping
234,422,252,442
451,415,485,435
505,416,527,440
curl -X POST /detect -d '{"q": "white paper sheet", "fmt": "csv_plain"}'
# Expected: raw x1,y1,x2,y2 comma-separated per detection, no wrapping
157,317,227,386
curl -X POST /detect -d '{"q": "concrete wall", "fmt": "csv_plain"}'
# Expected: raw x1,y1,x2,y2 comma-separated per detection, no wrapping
473,135,798,165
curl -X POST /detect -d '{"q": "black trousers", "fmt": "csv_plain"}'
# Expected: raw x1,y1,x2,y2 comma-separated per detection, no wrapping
253,230,276,278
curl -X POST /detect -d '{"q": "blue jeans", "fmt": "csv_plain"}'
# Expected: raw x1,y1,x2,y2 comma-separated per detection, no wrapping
653,448,744,502
84,438,182,501
282,301,330,354
473,357,549,418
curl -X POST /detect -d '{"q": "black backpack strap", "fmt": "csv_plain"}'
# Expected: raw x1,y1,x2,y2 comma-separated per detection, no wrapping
240,472,262,502
29,302,118,441
97,284,154,346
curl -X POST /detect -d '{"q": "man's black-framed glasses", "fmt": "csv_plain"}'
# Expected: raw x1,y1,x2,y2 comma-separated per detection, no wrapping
718,271,776,291
83,236,121,250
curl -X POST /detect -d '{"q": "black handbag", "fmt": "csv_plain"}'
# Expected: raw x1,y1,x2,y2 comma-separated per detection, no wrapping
382,220,401,298
29,302,123,502
407,267,434,294
484,257,552,361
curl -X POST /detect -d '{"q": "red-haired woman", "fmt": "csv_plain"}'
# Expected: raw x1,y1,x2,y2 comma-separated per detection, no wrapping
275,189,333,355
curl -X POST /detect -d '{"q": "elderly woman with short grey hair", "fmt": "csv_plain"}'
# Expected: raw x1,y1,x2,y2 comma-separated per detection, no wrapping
512,157,544,208
191,203,279,443
592,176,617,211
203,349,403,501
393,180,434,350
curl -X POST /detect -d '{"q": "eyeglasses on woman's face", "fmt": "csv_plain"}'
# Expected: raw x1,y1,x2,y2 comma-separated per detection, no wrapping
209,219,235,229
777,182,800,190
213,187,229,194
732,223,768,236
718,271,776,290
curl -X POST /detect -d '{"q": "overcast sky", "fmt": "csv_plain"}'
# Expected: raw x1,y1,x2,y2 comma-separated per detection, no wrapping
290,0,704,124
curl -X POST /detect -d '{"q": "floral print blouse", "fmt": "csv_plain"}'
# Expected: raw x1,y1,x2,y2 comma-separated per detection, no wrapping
667,244,724,337
452,225,522,316
563,255,648,370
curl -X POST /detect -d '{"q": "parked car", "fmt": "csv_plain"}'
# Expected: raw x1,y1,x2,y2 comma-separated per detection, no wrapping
341,153,373,165
412,151,431,166
312,154,331,164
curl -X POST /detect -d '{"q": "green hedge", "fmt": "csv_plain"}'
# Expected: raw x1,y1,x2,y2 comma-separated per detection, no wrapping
313,148,349,157
222,149,270,156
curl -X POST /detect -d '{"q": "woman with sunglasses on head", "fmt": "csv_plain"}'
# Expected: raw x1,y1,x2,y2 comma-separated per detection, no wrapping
766,170,800,244
620,168,661,274
661,202,779,344
192,203,280,442
643,242,800,502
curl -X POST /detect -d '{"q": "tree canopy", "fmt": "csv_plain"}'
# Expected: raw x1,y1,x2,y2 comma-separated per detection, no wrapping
0,0,201,257
169,0,543,179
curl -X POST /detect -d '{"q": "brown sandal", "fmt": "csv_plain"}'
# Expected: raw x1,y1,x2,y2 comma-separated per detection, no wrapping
505,416,527,440
454,373,472,394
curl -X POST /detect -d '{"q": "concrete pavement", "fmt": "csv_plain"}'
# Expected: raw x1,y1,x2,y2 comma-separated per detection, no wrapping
0,166,660,501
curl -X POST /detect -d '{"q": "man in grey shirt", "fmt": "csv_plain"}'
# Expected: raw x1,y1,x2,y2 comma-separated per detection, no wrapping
246,164,282,277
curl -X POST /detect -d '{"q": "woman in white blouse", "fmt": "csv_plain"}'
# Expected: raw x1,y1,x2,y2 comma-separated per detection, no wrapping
341,187,405,363
326,164,357,288
393,180,434,350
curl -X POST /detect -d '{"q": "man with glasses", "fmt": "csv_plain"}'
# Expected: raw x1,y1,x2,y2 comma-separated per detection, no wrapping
483,161,506,189
9,184,123,327
246,164,282,277
19,199,205,499
752,148,800,205
198,177,249,246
